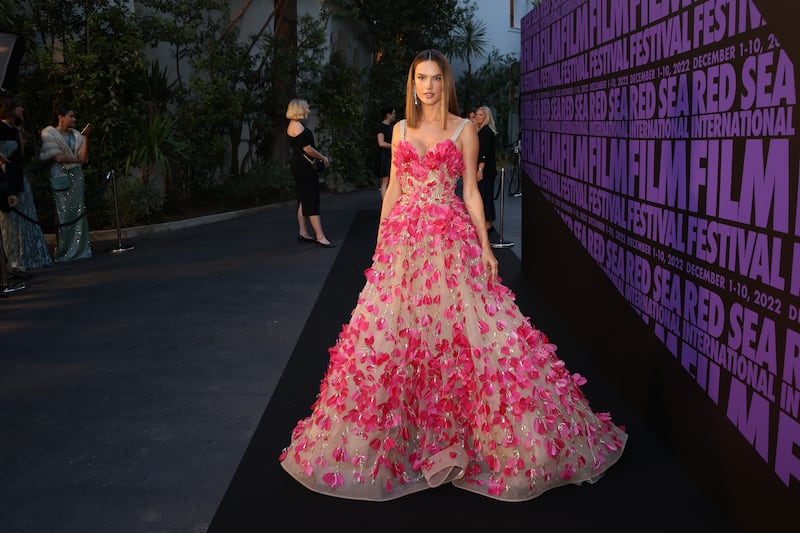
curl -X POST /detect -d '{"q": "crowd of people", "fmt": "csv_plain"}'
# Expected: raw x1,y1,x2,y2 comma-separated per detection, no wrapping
1,97,93,293
1,83,504,287
3,41,629,509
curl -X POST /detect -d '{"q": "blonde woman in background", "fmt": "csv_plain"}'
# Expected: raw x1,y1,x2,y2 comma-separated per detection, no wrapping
286,98,334,248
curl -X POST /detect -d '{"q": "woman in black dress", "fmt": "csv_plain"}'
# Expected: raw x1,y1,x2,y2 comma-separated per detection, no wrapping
375,106,396,199
286,98,334,248
475,105,497,231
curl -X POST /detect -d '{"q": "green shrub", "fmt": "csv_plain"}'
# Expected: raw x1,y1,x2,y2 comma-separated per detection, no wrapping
112,172,166,227
221,160,295,209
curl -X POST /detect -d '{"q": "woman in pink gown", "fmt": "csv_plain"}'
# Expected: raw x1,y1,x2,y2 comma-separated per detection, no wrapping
279,49,627,502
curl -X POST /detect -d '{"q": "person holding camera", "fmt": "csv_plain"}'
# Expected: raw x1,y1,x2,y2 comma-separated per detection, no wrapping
39,105,92,262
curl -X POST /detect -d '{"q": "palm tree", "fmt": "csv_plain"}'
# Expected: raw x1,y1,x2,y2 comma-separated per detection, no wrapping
448,15,489,113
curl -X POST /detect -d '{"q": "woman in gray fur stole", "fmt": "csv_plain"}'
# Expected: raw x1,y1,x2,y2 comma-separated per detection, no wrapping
40,105,92,262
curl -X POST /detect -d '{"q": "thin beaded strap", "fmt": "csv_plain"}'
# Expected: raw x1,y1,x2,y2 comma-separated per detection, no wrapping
399,119,406,141
451,118,469,142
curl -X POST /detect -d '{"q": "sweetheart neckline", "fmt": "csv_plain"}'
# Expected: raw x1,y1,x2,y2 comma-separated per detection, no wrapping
398,138,455,161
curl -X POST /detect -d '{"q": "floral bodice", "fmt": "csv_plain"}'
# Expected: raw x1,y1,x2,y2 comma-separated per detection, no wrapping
393,119,467,205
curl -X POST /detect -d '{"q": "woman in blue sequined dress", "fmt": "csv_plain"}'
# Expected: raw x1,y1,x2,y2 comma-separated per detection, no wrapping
39,105,92,262
0,96,52,272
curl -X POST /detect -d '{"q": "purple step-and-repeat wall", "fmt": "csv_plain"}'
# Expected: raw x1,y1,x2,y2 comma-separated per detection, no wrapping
520,0,797,521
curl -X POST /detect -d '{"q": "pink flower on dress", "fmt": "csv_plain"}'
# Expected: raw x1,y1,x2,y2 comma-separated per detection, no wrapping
559,463,577,480
323,471,344,488
488,476,506,496
332,446,348,462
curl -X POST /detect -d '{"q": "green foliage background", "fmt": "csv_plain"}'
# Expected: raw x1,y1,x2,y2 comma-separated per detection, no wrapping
1,0,521,229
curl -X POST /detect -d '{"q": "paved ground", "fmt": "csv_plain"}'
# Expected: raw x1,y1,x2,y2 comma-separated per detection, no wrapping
0,184,524,533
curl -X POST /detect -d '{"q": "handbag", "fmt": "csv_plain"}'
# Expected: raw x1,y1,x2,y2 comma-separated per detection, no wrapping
302,153,326,172
50,167,72,191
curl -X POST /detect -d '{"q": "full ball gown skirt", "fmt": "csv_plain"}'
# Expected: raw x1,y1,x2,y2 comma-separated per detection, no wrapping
280,126,627,502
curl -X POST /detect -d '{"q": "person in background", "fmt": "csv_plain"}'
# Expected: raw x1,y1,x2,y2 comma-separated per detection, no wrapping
375,105,396,199
0,153,19,213
0,96,53,274
475,105,497,232
286,98,334,248
280,49,627,502
39,105,92,262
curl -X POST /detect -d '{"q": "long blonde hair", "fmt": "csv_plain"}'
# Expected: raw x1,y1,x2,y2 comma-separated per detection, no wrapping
477,105,497,134
405,49,459,130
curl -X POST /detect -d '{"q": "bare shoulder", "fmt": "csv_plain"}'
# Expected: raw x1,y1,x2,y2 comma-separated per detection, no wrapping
287,119,304,136
392,120,404,135
446,113,468,129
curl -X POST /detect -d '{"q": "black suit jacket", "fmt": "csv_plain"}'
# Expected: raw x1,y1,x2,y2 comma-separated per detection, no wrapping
477,126,497,180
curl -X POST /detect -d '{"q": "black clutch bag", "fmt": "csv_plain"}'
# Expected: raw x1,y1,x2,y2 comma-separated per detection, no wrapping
302,153,326,172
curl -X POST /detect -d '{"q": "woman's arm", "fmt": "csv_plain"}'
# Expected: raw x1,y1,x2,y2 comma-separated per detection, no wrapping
377,131,391,149
378,122,403,237
302,144,330,166
50,131,86,165
77,131,89,164
460,121,499,281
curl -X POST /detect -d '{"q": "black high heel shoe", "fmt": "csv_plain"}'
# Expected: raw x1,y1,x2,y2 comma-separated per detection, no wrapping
315,240,336,248
297,235,316,243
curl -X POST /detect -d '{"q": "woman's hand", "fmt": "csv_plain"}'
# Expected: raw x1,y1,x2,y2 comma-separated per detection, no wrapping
482,246,498,283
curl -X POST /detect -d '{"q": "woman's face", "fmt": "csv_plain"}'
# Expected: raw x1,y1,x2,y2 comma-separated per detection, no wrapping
13,105,24,120
475,109,487,127
414,60,443,106
60,110,77,129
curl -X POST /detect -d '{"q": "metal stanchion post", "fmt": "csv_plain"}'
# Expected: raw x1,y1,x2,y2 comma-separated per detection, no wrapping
511,140,522,197
0,226,26,296
490,167,515,249
108,170,134,254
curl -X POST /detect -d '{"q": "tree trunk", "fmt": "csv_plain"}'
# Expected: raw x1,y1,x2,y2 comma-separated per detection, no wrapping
270,0,297,162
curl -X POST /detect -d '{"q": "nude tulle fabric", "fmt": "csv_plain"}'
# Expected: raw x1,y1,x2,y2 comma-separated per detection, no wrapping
279,120,627,501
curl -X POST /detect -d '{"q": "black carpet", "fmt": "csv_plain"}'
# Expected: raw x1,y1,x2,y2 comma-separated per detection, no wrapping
208,210,736,533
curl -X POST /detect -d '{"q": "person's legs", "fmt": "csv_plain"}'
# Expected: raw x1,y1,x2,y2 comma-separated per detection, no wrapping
297,204,313,239
308,215,331,245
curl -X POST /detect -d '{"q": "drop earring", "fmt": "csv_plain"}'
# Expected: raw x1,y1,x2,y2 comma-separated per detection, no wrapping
413,91,418,105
